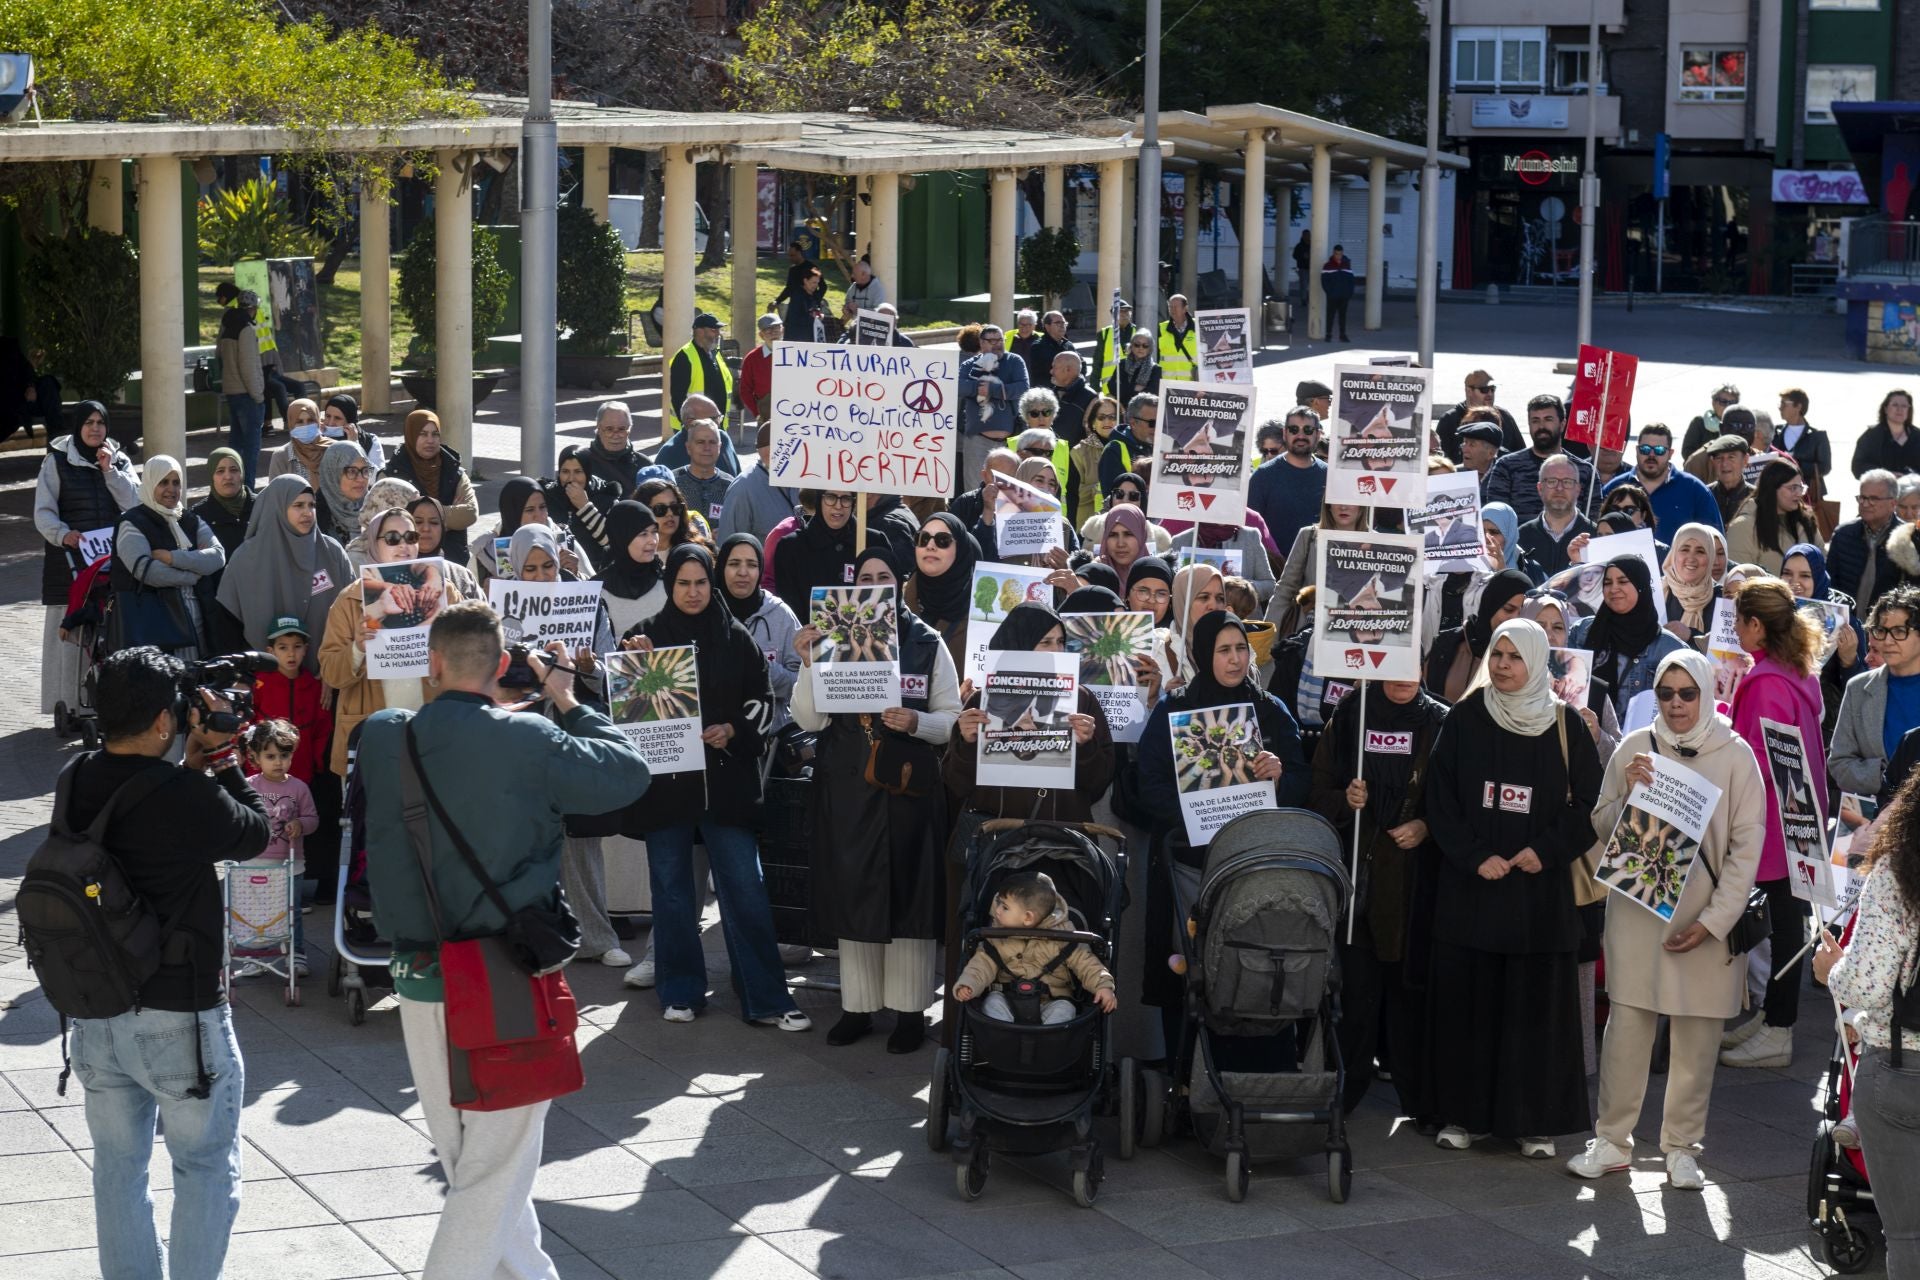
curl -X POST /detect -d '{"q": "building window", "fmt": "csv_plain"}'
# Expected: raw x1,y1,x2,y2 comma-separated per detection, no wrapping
1552,46,1607,93
1453,26,1546,92
1809,0,1879,9
1679,47,1747,101
1806,65,1876,122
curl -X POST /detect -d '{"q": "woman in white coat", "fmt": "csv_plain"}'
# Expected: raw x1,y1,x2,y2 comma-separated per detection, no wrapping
1568,648,1766,1190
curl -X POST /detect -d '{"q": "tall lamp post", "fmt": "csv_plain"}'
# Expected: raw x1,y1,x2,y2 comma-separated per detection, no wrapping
520,0,557,478
1135,0,1162,324
1575,0,1600,348
1416,0,1442,368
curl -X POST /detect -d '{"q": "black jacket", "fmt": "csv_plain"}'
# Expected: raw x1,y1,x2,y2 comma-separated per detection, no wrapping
617,615,771,834
1828,517,1903,612
1025,332,1072,387
772,514,858,618
1852,424,1920,479
1516,512,1594,579
1435,402,1524,464
190,492,254,557
1135,683,1312,861
943,687,1115,822
382,443,473,563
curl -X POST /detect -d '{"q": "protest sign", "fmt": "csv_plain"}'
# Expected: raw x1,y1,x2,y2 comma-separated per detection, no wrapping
1061,611,1156,744
1566,345,1638,452
360,558,447,678
853,307,896,347
992,472,1065,559
1569,529,1663,611
1408,471,1482,572
1327,365,1432,508
1172,545,1245,578
1831,791,1880,899
1594,754,1722,921
76,526,116,564
1707,598,1751,703
1171,703,1276,845
766,341,956,499
1194,308,1254,383
1549,647,1594,709
1797,597,1849,663
1759,718,1837,908
1313,531,1423,681
1147,382,1256,525
809,585,901,712
490,578,601,651
603,646,703,774
977,651,1077,788
965,563,1052,682
492,536,516,581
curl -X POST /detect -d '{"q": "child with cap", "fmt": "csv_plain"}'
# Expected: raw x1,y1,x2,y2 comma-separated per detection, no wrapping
250,615,334,913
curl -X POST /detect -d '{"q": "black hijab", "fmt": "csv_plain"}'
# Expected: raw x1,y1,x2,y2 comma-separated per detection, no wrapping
640,544,738,655
990,601,1062,651
600,500,662,600
1182,610,1253,708
1586,553,1662,706
1060,585,1125,614
717,532,765,623
1467,568,1534,656
912,512,979,632
1079,560,1124,597
497,477,541,537
1126,555,1174,624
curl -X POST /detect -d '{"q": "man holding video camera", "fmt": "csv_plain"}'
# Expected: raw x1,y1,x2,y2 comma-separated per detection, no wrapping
62,646,272,1280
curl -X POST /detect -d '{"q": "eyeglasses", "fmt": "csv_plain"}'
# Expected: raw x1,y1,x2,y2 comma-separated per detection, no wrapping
1468,383,1495,394
649,502,685,517
1654,686,1701,703
1260,445,1285,458
1026,409,1056,419
819,494,855,508
1112,489,1144,503
343,466,374,478
1870,624,1915,641
1132,588,1172,603
1020,446,1052,458
1860,493,1894,504
1637,444,1669,457
1540,477,1577,489
377,531,421,547
917,532,955,549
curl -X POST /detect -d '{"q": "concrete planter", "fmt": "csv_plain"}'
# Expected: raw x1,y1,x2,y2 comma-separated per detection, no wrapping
398,369,506,411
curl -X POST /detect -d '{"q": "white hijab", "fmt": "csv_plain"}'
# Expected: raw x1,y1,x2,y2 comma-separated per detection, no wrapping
139,455,187,547
1481,618,1559,738
1651,648,1724,755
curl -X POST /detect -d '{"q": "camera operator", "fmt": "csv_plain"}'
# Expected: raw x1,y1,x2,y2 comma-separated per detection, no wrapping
358,601,651,1279
66,645,271,1280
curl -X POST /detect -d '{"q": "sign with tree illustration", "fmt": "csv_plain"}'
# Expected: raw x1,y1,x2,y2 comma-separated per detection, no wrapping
965,562,1052,682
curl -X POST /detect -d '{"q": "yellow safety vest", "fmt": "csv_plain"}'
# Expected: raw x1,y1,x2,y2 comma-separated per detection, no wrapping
1049,439,1073,501
1095,323,1136,390
1158,320,1196,381
233,300,277,357
668,341,734,432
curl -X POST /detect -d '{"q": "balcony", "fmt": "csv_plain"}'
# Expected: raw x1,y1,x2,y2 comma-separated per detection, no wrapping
1447,91,1621,141
1451,0,1622,25
1843,216,1920,283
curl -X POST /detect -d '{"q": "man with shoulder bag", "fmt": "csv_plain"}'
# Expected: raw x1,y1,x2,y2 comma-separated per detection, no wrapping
19,646,271,1280
358,602,650,1280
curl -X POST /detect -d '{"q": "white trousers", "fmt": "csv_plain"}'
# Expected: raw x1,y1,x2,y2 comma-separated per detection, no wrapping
399,997,558,1280
838,937,937,1013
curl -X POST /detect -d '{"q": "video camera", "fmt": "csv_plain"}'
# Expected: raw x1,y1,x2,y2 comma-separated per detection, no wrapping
177,652,278,735
500,641,541,692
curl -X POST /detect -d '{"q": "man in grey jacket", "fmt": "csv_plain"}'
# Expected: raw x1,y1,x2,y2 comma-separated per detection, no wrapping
216,289,267,486
717,422,801,542
1831,587,1920,797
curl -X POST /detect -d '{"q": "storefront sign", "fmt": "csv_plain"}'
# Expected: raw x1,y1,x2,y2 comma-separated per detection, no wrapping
1471,96,1570,130
1504,150,1578,185
1770,169,1868,205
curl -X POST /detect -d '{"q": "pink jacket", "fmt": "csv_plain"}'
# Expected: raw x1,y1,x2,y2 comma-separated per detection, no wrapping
1728,654,1827,882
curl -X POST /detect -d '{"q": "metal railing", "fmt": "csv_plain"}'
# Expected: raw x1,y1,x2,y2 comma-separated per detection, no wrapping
1844,216,1920,281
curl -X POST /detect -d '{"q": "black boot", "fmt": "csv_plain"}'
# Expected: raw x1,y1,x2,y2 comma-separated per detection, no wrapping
826,1012,873,1046
887,1013,926,1054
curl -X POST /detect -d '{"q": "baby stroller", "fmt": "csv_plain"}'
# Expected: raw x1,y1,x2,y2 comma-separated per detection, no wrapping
1144,808,1353,1204
329,744,395,1025
929,819,1130,1207
53,552,113,749
1807,915,1877,1274
222,857,301,1006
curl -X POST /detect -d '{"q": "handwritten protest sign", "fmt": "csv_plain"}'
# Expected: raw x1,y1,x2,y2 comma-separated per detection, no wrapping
361,559,448,678
1061,611,1156,744
1195,308,1254,383
1327,365,1432,507
1759,718,1837,908
810,585,901,712
966,563,1051,683
767,342,955,499
1595,753,1722,921
1147,382,1256,525
1171,703,1275,845
1313,531,1423,681
76,527,116,564
853,308,896,347
1409,471,1482,572
992,472,1065,558
604,646,703,774
978,651,1077,788
490,579,601,651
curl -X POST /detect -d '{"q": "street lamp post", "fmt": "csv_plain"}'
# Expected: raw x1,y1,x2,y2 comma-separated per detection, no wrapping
1575,0,1599,348
520,0,557,478
1135,0,1162,325
1416,0,1442,368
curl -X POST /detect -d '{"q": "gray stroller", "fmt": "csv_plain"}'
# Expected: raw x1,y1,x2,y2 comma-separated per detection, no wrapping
1141,808,1354,1203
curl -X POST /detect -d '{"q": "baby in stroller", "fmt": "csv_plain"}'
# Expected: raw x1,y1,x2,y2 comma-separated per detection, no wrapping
953,872,1117,1025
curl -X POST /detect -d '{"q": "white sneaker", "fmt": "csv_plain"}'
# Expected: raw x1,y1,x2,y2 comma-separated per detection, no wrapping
623,960,657,989
1719,1023,1793,1069
1567,1137,1632,1179
1833,1117,1862,1150
1519,1137,1556,1160
598,948,633,967
1435,1126,1489,1150
1720,1014,1765,1050
1665,1150,1706,1190
293,956,310,978
777,943,814,966
662,1005,697,1023
753,1010,813,1032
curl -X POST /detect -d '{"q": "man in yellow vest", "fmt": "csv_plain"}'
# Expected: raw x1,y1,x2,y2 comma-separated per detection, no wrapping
1092,299,1137,392
1158,293,1197,382
667,312,734,434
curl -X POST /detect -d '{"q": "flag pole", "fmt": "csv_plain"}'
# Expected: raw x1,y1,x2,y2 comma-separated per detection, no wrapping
1348,680,1366,944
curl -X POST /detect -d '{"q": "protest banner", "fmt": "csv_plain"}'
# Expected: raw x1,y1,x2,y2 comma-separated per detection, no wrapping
1194,308,1254,383
766,341,956,499
1831,791,1881,899
492,536,516,581
853,307,896,347
1327,365,1432,507
977,651,1077,788
809,585,901,712
360,558,447,678
1594,754,1723,921
1565,529,1663,611
1549,647,1594,709
1147,382,1256,525
1566,344,1638,453
1061,611,1156,744
490,578,601,651
1707,598,1751,703
1312,530,1423,681
965,563,1052,682
1172,545,1245,577
1758,718,1837,908
1408,471,1483,572
1797,597,1849,663
992,472,1065,559
1171,703,1276,845
76,526,116,564
603,646,703,774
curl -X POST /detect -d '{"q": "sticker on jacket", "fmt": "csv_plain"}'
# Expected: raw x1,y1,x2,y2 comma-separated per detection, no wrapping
1324,681,1354,707
900,673,928,700
310,569,333,595
1483,782,1533,813
1365,730,1412,755
843,564,856,583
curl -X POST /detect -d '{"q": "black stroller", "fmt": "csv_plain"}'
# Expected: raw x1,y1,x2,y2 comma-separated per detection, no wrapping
1142,808,1354,1204
928,819,1132,1207
1807,1034,1878,1274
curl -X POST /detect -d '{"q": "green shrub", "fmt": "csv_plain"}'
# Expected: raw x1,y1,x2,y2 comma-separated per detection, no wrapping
397,219,511,364
555,203,629,357
24,230,141,402
197,179,324,265
1018,226,1080,308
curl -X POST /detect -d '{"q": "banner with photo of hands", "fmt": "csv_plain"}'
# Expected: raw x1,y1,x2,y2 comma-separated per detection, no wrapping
603,646,704,774
1194,308,1254,383
1549,647,1594,710
809,585,901,712
1408,471,1483,573
360,558,448,678
1831,791,1881,900
1759,718,1837,908
965,563,1052,683
977,651,1078,789
1147,382,1256,526
1061,611,1157,744
1312,531,1423,682
1171,703,1275,846
1796,598,1849,664
1594,753,1721,921
991,472,1066,559
1326,365,1432,508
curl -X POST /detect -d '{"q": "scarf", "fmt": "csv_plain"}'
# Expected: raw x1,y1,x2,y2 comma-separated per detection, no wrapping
405,496,451,559
508,523,561,579
1784,541,1833,599
138,455,188,549
287,398,330,478
1585,553,1662,706
1105,470,1149,504
1060,585,1125,613
205,448,250,517
1170,563,1225,683
1466,568,1533,657
1481,618,1558,737
989,601,1062,650
1663,522,1720,631
1181,610,1254,706
403,410,444,498
637,543,735,647
1481,501,1522,570
911,512,979,632
1099,502,1150,580
1080,560,1123,597
316,441,369,541
1651,648,1723,755
1124,556,1173,622
600,500,662,600
717,532,766,622
216,474,350,656
497,477,541,539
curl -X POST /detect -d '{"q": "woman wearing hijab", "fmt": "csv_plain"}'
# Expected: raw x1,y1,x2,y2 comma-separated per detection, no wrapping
1568,556,1688,722
595,500,667,642
772,488,859,618
1166,562,1227,688
267,397,328,482
314,440,372,544
1727,458,1821,575
320,392,384,471
111,456,225,660
1310,677,1449,1118
35,400,138,719
1423,568,1531,705
216,474,352,668
1095,502,1152,589
1078,474,1172,553
547,444,621,554
192,447,255,556
1570,649,1765,1190
380,409,477,562
793,544,962,1052
476,477,591,588
1660,523,1721,645
902,512,979,673
718,532,802,729
612,544,811,1030
1423,618,1601,1157
343,477,421,570
1780,542,1869,737
404,495,481,600
975,456,1081,566
1480,501,1546,585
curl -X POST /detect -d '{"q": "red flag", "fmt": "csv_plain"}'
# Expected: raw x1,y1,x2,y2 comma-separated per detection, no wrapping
1566,344,1638,452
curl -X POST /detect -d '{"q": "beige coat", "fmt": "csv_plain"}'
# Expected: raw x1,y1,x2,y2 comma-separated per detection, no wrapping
1589,719,1766,1019
956,902,1114,1001
1723,495,1821,577
316,579,453,776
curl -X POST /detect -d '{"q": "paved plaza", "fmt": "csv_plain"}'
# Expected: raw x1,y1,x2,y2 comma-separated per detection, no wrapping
0,298,1894,1278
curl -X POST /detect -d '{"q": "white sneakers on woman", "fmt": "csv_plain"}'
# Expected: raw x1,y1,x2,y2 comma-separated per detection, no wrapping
1435,1126,1489,1150
598,948,632,968
622,960,656,989
1565,1138,1705,1189
1665,1151,1706,1190
1720,1023,1793,1068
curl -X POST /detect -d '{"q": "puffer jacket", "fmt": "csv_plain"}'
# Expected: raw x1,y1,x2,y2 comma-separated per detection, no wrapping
954,899,1115,1001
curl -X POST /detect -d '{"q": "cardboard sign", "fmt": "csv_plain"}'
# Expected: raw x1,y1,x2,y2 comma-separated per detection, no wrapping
853,307,896,347
489,579,602,652
1408,471,1483,572
1567,344,1638,452
603,646,704,774
992,472,1065,559
809,585,901,712
1172,545,1245,578
1061,611,1157,744
977,651,1077,789
767,341,956,499
965,563,1052,682
1758,718,1836,908
1170,703,1276,845
1327,365,1432,508
1312,531,1423,682
1578,529,1663,609
1147,381,1256,525
1595,753,1721,921
1194,308,1254,383
360,558,448,678
76,526,116,564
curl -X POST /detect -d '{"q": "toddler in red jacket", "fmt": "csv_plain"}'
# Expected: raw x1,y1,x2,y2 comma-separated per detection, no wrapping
250,614,333,786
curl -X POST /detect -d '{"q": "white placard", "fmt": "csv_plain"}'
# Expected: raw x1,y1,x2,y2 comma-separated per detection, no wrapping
964,563,1052,683
853,307,896,347
1194,308,1254,383
1326,364,1432,508
1171,702,1275,846
1061,611,1157,744
1172,545,1244,577
1594,754,1723,921
977,650,1077,789
1579,529,1662,607
1312,530,1424,682
1146,381,1256,525
1409,471,1483,572
603,646,704,774
991,472,1065,559
1759,717,1837,908
809,585,901,712
1831,792,1880,900
76,526,116,563
766,341,956,499
360,558,449,678
1707,597,1750,703
490,578,602,651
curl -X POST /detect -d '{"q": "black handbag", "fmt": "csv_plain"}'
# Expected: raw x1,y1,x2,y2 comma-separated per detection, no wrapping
110,584,198,651
1694,844,1770,957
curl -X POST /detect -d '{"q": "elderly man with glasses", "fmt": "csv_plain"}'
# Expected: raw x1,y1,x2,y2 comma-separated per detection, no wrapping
1829,469,1905,611
1247,407,1329,554
1435,368,1524,464
579,401,654,495
1601,422,1723,537
1517,454,1597,578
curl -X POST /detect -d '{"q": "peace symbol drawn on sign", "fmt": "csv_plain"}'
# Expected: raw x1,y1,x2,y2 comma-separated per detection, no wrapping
903,379,944,413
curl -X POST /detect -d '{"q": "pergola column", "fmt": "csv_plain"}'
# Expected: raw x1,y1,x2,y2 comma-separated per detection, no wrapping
88,159,123,234
1308,143,1331,341
1044,165,1064,230
1365,155,1388,332
583,145,611,224
1097,159,1125,316
853,175,871,259
730,160,759,349
990,169,1017,327
661,148,697,375
137,158,185,463
1121,160,1137,304
434,150,474,465
359,181,391,413
868,173,900,307
1179,169,1200,305
1241,130,1267,316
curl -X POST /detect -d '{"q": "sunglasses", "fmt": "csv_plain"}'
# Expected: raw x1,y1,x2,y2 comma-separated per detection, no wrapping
1870,624,1915,641
1112,489,1144,503
1468,383,1495,394
1637,444,1669,457
377,531,420,547
917,532,956,549
1713,397,1735,408
650,502,685,517
1026,409,1056,419
1284,423,1315,435
1260,446,1285,458
1654,686,1701,703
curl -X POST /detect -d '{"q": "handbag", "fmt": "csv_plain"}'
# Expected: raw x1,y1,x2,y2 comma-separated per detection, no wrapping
110,584,198,652
1693,840,1770,957
858,713,926,797
1559,707,1609,908
397,722,583,1112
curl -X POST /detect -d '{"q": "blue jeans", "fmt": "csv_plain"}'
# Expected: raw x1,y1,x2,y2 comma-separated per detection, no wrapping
225,395,265,488
646,822,797,1021
72,1005,245,1280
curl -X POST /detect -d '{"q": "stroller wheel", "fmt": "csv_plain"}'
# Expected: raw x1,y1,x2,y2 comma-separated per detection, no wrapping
347,988,367,1026
326,953,345,999
1140,1067,1168,1148
1327,1147,1351,1204
926,1048,952,1153
283,985,302,1008
1225,1148,1250,1203
957,1147,989,1201
1824,1225,1876,1275
81,720,100,750
1118,1058,1139,1160
1072,1146,1104,1208
52,701,73,738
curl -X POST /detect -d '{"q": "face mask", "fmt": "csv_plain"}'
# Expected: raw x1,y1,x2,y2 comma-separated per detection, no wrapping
322,424,347,439
291,424,320,444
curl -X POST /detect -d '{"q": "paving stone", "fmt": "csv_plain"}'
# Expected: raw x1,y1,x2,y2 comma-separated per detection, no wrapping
635,1131,839,1189
539,1189,744,1252
588,1235,820,1280
219,1223,399,1279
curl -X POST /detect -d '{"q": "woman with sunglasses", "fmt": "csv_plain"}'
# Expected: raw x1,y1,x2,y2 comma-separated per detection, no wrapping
341,477,420,570
636,477,711,552
1065,395,1123,527
1598,483,1653,531
1105,330,1161,406
902,513,979,674
1727,459,1821,576
772,488,859,618
1077,473,1172,554
1569,648,1766,1189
